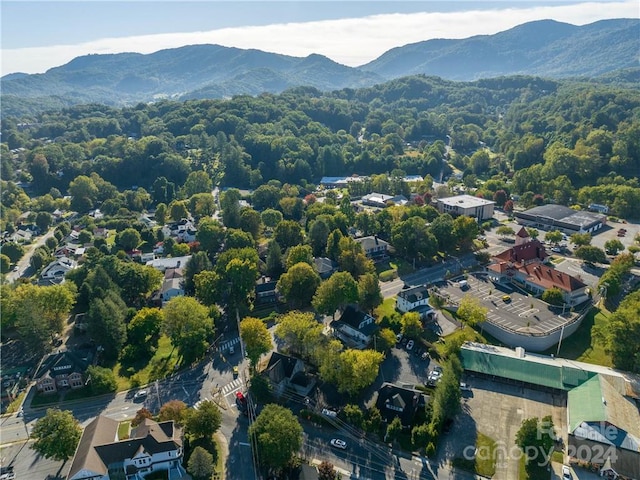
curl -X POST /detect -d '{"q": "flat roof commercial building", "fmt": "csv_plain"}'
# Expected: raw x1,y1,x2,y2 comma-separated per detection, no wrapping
515,204,606,235
436,195,495,221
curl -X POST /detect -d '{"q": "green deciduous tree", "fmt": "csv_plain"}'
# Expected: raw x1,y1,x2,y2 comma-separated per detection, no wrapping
240,317,273,368
184,400,221,440
457,295,488,328
163,296,214,364
1,242,25,263
86,365,117,394
285,244,314,270
249,404,303,471
30,409,82,462
430,357,462,430
400,311,423,339
239,208,263,240
574,245,606,264
515,416,555,473
188,446,214,480
544,230,563,244
277,262,321,308
570,232,592,247
87,290,127,361
274,220,304,250
117,228,142,251
541,287,564,306
312,271,359,318
320,347,384,396
594,291,640,372
604,239,625,256
275,311,324,359
196,218,225,257
358,273,383,313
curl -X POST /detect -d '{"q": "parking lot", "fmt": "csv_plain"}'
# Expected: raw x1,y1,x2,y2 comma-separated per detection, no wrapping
440,376,566,480
440,274,571,335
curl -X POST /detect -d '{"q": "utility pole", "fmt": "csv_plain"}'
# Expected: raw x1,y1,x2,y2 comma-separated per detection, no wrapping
236,308,246,360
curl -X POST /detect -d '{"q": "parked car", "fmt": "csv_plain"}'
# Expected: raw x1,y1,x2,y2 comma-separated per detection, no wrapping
502,295,511,302
406,340,414,350
134,389,148,400
322,408,338,418
460,382,471,392
396,333,403,343
330,438,347,450
562,465,572,480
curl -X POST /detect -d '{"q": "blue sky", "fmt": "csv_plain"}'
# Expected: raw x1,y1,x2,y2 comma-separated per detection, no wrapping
2,1,638,74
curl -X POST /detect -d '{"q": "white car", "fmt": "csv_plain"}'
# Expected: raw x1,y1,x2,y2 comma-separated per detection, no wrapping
330,438,347,450
133,390,148,400
406,340,414,351
562,465,572,480
460,382,471,392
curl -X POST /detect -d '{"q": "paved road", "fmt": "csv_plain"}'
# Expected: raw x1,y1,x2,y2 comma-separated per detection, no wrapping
5,227,56,283
380,254,477,299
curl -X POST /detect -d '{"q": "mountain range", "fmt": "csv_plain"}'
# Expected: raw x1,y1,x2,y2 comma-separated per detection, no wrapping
2,18,638,116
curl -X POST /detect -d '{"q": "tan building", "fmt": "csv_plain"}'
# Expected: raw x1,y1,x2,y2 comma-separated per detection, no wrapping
436,194,495,221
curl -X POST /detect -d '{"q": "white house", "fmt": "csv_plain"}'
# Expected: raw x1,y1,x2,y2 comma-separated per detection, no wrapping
330,306,378,349
161,268,184,304
397,284,437,316
67,416,186,480
41,256,77,280
146,255,191,273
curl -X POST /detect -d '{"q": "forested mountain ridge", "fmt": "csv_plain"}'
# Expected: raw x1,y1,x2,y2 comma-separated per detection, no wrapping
2,74,639,223
360,18,640,80
2,18,638,117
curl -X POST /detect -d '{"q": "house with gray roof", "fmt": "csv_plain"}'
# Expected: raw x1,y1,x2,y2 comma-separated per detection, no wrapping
330,306,377,349
354,236,389,260
375,383,429,428
67,416,185,480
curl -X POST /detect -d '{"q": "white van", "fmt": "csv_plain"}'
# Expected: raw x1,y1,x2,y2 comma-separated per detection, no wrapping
458,280,469,290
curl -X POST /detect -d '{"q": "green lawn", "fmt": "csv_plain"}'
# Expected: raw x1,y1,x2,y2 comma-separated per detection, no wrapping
118,421,131,440
435,325,489,358
542,307,612,367
114,335,179,390
374,297,397,321
475,433,498,477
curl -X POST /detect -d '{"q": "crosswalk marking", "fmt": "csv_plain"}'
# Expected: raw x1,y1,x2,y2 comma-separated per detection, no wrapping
219,337,240,351
222,377,243,395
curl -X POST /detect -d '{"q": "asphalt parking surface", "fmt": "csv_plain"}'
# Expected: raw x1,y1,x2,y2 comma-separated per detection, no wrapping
440,376,566,480
440,274,571,335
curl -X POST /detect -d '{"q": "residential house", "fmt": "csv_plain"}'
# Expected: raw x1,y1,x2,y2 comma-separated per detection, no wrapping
314,257,338,279
160,268,184,304
8,229,32,244
354,236,389,261
255,276,278,305
67,416,186,480
146,255,191,273
262,352,315,398
396,285,430,313
163,219,196,243
41,256,77,282
330,306,377,349
35,349,93,394
375,383,429,427
92,227,108,238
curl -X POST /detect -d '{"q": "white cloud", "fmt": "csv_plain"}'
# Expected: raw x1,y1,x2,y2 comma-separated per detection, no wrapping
2,0,637,75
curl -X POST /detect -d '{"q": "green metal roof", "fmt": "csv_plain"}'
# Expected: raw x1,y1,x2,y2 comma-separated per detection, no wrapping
460,348,597,391
567,375,605,432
